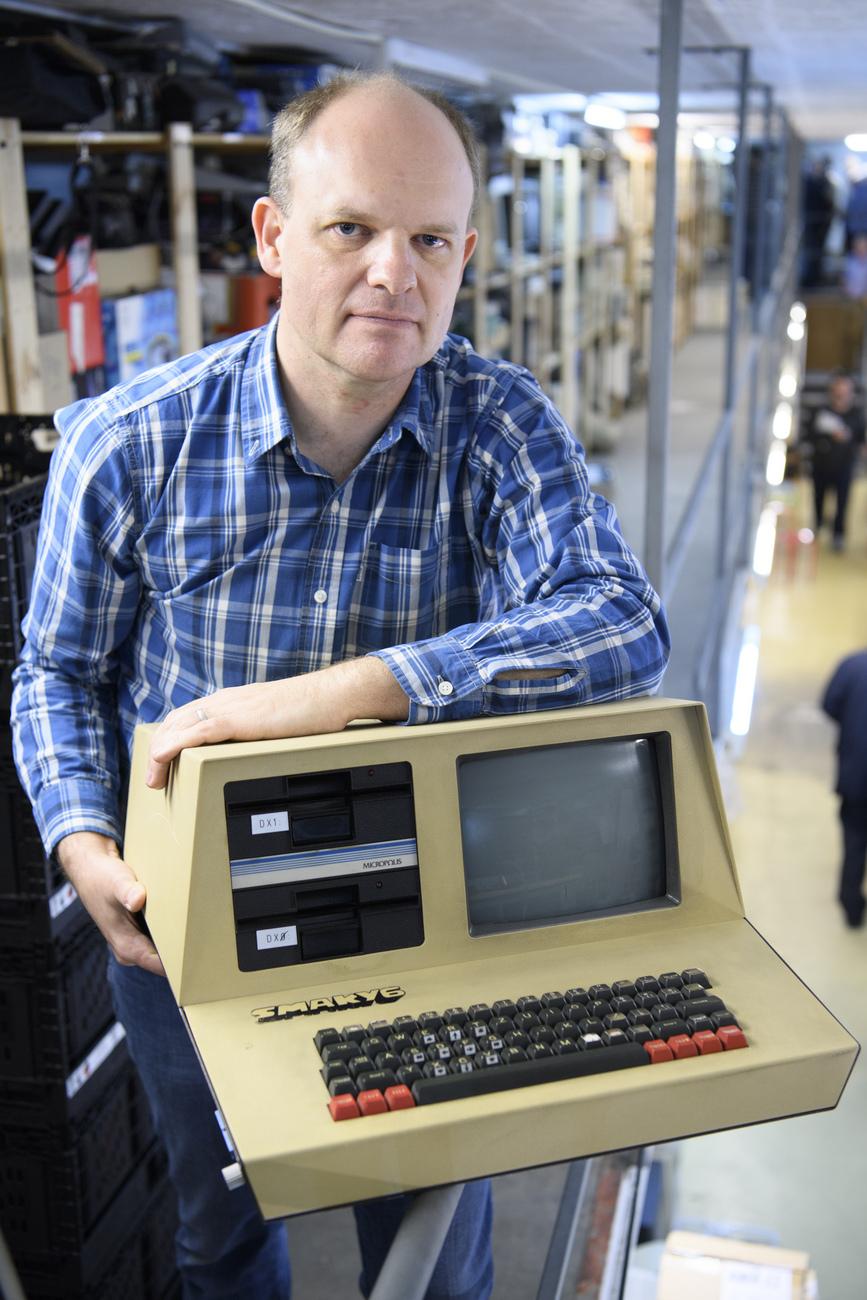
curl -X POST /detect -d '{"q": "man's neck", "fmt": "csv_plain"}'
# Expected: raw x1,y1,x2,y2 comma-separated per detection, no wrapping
276,336,413,484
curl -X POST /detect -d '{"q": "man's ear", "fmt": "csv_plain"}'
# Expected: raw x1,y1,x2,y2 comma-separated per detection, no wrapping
252,197,285,278
461,227,478,273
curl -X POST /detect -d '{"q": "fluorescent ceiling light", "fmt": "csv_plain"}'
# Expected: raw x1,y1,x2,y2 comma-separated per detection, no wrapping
693,131,716,151
513,94,587,114
779,369,798,398
787,320,805,342
845,134,867,152
790,301,807,323
772,402,793,441
765,439,788,486
730,626,761,738
752,506,779,578
384,38,490,86
716,136,737,154
584,103,627,131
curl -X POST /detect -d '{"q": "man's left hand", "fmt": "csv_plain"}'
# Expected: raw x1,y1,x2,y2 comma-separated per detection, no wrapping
145,658,409,789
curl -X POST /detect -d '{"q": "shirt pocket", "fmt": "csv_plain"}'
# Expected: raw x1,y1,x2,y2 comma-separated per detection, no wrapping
345,542,442,654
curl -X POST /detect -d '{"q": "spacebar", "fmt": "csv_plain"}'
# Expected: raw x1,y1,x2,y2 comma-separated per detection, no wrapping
411,1043,648,1106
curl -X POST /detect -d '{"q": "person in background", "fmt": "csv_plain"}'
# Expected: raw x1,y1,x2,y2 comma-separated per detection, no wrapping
821,649,867,928
804,370,865,551
843,233,867,300
11,71,669,1300
801,157,835,287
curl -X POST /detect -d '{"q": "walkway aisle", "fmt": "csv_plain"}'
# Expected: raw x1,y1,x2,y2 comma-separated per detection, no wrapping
673,476,867,1300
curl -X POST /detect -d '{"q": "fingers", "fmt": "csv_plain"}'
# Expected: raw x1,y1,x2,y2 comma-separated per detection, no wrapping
58,833,166,977
146,699,216,789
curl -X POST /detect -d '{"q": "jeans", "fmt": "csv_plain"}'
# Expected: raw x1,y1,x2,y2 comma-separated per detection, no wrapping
840,798,867,924
107,958,493,1299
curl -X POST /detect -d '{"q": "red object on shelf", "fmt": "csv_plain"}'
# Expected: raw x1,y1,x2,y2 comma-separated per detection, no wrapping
55,235,105,373
233,273,281,332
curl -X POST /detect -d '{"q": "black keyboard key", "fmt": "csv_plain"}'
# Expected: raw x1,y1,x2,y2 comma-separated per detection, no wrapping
357,1068,398,1092
321,1061,351,1085
675,996,726,1020
588,984,612,1002
680,983,708,1001
486,1035,506,1053
341,1024,366,1044
564,987,589,1005
577,1017,605,1036
322,1042,356,1066
501,1045,527,1065
439,1024,464,1045
504,1030,530,1050
654,1019,690,1041
492,999,517,1019
540,1008,563,1028
366,1019,392,1038
418,1011,443,1032
651,1004,679,1022
477,1050,502,1068
627,1025,653,1044
565,1004,589,1024
611,996,636,1014
388,1032,414,1055
423,1061,450,1079
579,1033,604,1050
711,1011,738,1029
516,995,541,1015
681,968,711,989
375,1052,401,1074
411,1041,648,1105
529,1026,556,1045
443,1007,468,1026
627,1009,654,1027
540,991,566,1010
514,1011,540,1033
458,1039,479,1058
449,1056,476,1074
635,976,660,993
314,1028,342,1053
685,1015,714,1035
659,972,683,989
401,1047,427,1067
348,1055,376,1079
635,992,660,1009
556,1021,580,1040
552,1037,579,1055
612,980,636,998
413,1028,439,1048
602,1029,629,1047
392,1015,418,1036
660,989,683,1007
397,1065,423,1087
361,1036,387,1059
466,1019,489,1040
468,1003,492,1022
527,1042,553,1059
586,1000,610,1019
327,1075,357,1098
489,1016,514,1037
426,1043,453,1063
602,1013,630,1032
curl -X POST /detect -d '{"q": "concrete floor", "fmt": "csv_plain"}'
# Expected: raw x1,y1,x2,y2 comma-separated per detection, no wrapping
284,322,866,1298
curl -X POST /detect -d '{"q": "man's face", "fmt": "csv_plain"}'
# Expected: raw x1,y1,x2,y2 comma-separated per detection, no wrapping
830,378,854,411
257,86,477,391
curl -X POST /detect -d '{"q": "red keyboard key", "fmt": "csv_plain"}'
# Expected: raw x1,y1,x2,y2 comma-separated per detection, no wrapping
385,1085,416,1111
328,1095,360,1122
716,1026,748,1051
358,1089,388,1116
668,1034,698,1059
693,1030,723,1055
644,1039,674,1063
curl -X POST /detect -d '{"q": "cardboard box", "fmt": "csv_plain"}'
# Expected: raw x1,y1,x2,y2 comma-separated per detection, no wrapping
658,1231,816,1300
95,244,161,298
101,289,178,388
37,332,75,410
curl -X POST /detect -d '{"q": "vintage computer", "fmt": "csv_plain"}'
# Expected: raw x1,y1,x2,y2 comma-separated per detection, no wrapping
123,698,858,1219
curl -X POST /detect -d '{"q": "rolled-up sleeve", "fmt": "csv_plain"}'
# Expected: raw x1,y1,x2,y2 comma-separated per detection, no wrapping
11,400,141,852
372,371,670,724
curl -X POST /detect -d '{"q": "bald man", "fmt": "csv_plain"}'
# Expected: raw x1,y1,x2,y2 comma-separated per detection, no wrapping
13,73,669,1298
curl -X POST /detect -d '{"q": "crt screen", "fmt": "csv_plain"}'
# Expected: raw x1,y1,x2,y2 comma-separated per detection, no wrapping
458,736,673,934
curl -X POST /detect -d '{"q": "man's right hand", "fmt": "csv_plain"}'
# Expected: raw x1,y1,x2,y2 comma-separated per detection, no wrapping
56,831,165,976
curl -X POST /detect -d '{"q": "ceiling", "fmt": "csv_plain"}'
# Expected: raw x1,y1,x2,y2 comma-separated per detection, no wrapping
9,0,867,140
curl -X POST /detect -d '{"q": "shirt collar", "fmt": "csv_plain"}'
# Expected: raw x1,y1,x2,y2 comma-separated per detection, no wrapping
239,313,445,464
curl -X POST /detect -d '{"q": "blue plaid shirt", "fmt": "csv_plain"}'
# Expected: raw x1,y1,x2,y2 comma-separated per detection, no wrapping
12,316,669,853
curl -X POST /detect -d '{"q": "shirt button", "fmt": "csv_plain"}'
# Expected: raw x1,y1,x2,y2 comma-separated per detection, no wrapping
330,498,340,513
437,680,454,697
313,589,328,605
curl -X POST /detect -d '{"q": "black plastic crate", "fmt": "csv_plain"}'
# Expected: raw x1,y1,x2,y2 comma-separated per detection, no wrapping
0,1059,158,1256
0,751,61,899
0,885,93,962
0,923,113,1084
0,472,47,668
0,1016,130,1127
12,1142,173,1297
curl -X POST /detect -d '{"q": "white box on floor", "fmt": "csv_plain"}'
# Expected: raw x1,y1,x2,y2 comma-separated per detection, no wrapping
657,1231,817,1300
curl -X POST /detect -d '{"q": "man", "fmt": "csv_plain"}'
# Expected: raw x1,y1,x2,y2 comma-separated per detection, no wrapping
804,370,865,551
822,649,867,928
12,73,669,1298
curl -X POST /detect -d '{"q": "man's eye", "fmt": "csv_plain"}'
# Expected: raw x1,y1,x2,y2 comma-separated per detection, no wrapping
335,222,362,236
418,234,447,249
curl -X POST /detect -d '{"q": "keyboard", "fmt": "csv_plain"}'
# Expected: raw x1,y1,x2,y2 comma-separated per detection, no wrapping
315,966,748,1121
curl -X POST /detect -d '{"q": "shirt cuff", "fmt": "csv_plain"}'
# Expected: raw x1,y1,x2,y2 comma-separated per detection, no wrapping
35,777,124,857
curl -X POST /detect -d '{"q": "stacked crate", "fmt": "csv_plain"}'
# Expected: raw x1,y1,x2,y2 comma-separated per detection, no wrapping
0,436,179,1298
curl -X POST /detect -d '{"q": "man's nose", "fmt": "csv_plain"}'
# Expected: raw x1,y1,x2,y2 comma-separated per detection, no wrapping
366,234,417,295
